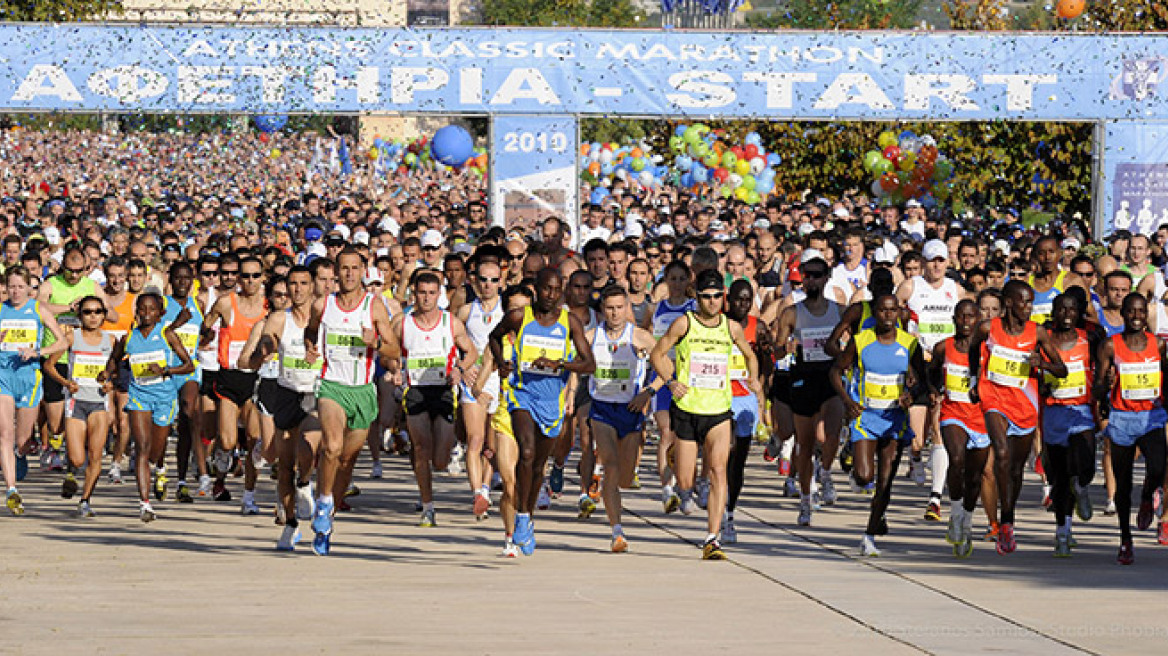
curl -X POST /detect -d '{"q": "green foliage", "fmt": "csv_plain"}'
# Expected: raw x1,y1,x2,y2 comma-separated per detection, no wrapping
479,0,643,27
747,0,923,29
0,0,121,21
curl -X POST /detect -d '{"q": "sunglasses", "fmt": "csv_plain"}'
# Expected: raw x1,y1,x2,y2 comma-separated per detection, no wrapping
478,276,500,283
239,272,263,280
64,267,85,275
80,308,106,316
220,269,240,276
698,292,724,300
201,270,219,276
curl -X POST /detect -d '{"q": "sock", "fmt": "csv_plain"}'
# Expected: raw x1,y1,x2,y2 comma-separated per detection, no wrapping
1063,517,1073,531
422,501,434,512
663,484,674,497
517,512,530,520
612,523,623,538
950,498,963,515
318,494,334,507
479,485,490,496
725,510,734,521
930,444,948,496
705,532,718,544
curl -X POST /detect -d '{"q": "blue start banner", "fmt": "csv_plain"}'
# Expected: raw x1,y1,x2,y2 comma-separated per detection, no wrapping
1103,121,1168,236
2,25,1168,120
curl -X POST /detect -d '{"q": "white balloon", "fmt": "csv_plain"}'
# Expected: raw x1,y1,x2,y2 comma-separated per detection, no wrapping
639,170,656,186
749,157,766,175
598,150,614,165
920,135,937,148
728,173,743,188
614,168,628,180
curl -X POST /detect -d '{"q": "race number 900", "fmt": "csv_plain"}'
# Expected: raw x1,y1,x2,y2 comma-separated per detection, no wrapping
502,130,569,154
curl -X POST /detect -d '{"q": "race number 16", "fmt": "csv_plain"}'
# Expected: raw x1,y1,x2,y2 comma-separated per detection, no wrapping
502,130,569,154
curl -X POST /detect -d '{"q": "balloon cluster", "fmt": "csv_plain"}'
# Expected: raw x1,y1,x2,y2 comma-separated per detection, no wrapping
864,130,954,205
581,141,668,193
366,127,488,177
668,124,781,205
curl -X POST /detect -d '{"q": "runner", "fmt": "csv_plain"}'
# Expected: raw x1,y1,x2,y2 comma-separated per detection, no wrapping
454,260,504,519
559,270,599,517
774,249,843,526
585,285,656,552
102,256,135,486
1,266,67,515
650,269,762,560
110,291,195,522
303,248,397,555
1040,290,1099,557
831,293,924,556
239,276,289,516
968,280,1067,555
486,268,595,555
1094,292,1168,565
161,262,210,504
44,295,114,516
641,260,694,513
242,266,321,551
931,299,990,558
389,271,477,528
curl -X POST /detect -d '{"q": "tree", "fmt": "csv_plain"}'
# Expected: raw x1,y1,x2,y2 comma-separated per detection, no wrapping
0,0,121,21
747,0,922,29
478,0,643,27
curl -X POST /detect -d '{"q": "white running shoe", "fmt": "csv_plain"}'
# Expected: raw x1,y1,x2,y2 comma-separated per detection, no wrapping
370,462,383,479
680,494,698,515
537,483,551,510
946,505,964,545
241,497,261,516
139,502,156,523
502,540,520,558
723,516,738,544
860,534,881,557
198,474,213,497
108,463,123,485
448,444,465,475
276,525,301,551
295,482,315,520
819,468,837,506
77,499,96,518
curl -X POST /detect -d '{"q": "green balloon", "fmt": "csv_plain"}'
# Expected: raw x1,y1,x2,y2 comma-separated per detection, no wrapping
669,136,685,152
684,127,701,144
741,175,756,191
863,150,883,172
722,151,737,168
703,153,720,168
746,191,761,205
693,142,710,158
872,158,893,175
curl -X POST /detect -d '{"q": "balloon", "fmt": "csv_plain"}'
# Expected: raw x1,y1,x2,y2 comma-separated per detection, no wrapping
675,125,689,137
734,160,751,176
430,125,475,166
475,154,487,169
900,137,921,154
877,131,898,149
692,142,710,158
599,150,614,165
693,165,709,184
755,179,774,194
880,172,899,191
675,155,693,171
734,186,749,201
920,135,937,148
1056,0,1084,18
680,172,695,188
872,158,894,175
631,157,646,172
684,126,701,144
638,170,655,186
258,133,270,144
749,157,766,176
766,153,782,167
744,145,760,160
899,152,917,171
703,153,720,168
744,132,762,146
731,146,746,160
917,145,938,165
590,187,611,204
713,167,729,183
934,159,954,181
746,191,761,205
368,147,379,160
669,136,685,152
601,162,614,176
741,175,756,191
588,161,600,176
630,147,644,159
882,145,902,164
898,130,917,143
863,150,884,172
722,151,738,168
253,115,288,133
728,173,743,188
871,179,885,197
404,152,418,166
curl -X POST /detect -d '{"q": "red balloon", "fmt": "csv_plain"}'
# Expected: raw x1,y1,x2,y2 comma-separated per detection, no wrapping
731,146,745,160
882,145,901,165
743,145,759,160
879,172,899,191
713,167,729,182
258,133,270,143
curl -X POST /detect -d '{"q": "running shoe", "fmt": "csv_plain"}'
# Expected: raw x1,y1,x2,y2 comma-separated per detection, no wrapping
611,534,629,553
140,501,156,523
213,480,231,502
312,498,335,537
502,540,520,558
782,477,798,498
537,483,551,510
370,462,383,480
241,497,261,516
763,434,780,462
838,440,854,474
6,488,24,516
276,525,301,552
1054,531,1071,558
946,506,963,545
61,473,78,499
176,483,194,504
695,477,710,510
419,508,437,528
1073,481,1093,522
77,499,95,518
516,518,536,556
1104,498,1117,516
818,468,837,506
663,490,681,514
15,452,28,482
680,493,698,516
275,503,286,526
448,443,464,475
548,464,564,498
701,537,726,561
577,495,597,519
723,516,738,544
778,458,791,477
50,450,65,472
1159,522,1168,546
860,534,880,557
924,496,942,522
797,499,812,527
954,535,974,559
296,482,315,520
811,490,822,511
153,470,169,502
1117,541,1134,566
211,448,232,475
985,522,1000,542
107,463,123,485
312,531,331,556
345,484,360,498
473,491,490,520
996,523,1016,554
197,474,212,497
589,474,601,502
910,456,926,485
862,482,875,496
513,515,532,554
1137,500,1154,532
630,472,641,490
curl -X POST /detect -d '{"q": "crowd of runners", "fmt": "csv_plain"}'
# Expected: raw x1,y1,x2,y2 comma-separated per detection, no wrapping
4,127,1168,566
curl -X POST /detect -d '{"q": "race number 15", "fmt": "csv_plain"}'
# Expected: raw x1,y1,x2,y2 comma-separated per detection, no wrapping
502,130,569,154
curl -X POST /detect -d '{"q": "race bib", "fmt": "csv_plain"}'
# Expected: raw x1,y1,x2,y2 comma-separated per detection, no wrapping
227,340,246,369
945,362,971,403
73,352,106,383
594,366,632,397
1031,302,1053,323
175,324,200,353
863,372,904,409
407,356,448,386
986,345,1030,388
688,351,728,390
1119,361,1160,401
0,319,37,352
325,328,367,362
798,326,833,363
129,350,167,386
519,333,567,376
1049,361,1087,400
729,345,748,382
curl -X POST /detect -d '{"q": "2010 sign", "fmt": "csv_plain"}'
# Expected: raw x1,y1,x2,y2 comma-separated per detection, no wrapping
501,130,570,154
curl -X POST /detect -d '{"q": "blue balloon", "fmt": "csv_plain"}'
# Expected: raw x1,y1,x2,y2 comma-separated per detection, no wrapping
692,165,709,183
675,125,689,137
758,168,775,181
253,115,288,133
601,162,615,176
755,179,774,194
680,172,695,188
744,132,762,146
675,155,693,171
899,130,917,142
590,187,611,204
656,166,670,179
430,125,475,166
766,153,782,167
373,138,385,148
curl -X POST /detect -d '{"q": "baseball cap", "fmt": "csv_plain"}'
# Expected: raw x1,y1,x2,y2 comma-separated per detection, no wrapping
753,218,771,230
421,229,443,249
905,199,923,208
832,207,849,218
922,239,948,261
695,269,724,293
43,226,61,246
624,220,643,239
353,231,370,245
874,243,897,264
800,248,827,266
1061,237,1081,251
655,224,675,238
361,267,384,285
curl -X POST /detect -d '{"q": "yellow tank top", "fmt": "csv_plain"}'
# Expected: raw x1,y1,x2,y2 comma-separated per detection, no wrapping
674,312,733,416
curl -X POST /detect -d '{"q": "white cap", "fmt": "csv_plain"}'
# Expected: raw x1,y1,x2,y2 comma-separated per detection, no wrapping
421,229,443,249
832,207,850,218
993,239,1011,255
353,231,370,245
378,217,401,237
623,220,643,239
874,242,897,264
1061,237,1081,251
905,199,923,208
453,242,473,255
709,219,726,231
800,248,827,265
361,266,384,285
307,242,327,258
922,239,948,261
333,224,351,240
655,224,675,237
43,226,61,246
753,218,771,230
797,223,815,237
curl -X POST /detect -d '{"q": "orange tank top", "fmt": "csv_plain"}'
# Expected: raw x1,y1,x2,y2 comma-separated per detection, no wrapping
218,293,266,370
1044,328,1091,407
1110,332,1162,413
730,315,757,397
979,317,1039,429
940,338,985,433
104,291,136,340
